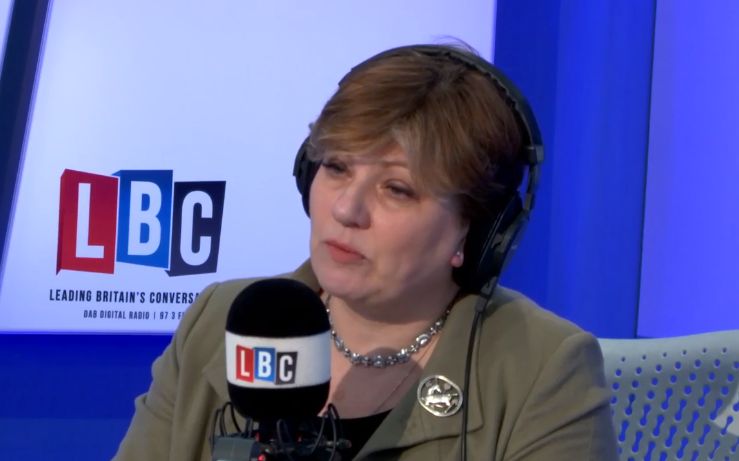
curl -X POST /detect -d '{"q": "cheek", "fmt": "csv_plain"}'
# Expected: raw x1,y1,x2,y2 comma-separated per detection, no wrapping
308,178,331,227
307,175,321,217
377,213,463,266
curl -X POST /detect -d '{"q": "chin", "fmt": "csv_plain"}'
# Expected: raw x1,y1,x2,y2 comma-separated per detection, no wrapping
310,255,365,299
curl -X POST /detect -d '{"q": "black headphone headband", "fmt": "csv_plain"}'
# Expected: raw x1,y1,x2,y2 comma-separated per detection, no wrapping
293,44,543,296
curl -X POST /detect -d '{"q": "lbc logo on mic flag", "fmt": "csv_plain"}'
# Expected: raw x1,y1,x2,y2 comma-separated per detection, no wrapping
56,168,226,276
236,345,298,385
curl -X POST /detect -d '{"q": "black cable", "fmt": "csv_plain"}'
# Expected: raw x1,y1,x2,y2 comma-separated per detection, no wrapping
326,404,341,443
330,403,344,460
307,414,327,456
211,406,222,448
218,403,228,436
227,402,243,434
275,418,297,461
459,304,484,461
307,413,327,456
460,278,498,461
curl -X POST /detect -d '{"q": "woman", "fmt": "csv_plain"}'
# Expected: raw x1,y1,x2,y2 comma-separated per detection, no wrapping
114,44,618,460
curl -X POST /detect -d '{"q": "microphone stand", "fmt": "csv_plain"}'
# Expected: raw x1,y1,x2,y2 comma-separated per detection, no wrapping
211,403,350,461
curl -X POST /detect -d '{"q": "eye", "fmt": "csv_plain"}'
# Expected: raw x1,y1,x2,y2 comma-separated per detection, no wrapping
385,182,417,200
321,158,348,176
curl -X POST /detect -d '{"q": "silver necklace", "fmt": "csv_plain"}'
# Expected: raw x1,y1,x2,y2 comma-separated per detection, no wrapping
325,295,453,368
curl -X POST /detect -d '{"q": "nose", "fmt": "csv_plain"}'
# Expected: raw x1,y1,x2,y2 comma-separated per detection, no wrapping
331,180,371,229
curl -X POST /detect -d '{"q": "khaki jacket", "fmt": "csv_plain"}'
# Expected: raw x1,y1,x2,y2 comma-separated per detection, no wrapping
113,263,618,460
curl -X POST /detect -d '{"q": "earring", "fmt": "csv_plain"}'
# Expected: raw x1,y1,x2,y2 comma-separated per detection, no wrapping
452,250,464,267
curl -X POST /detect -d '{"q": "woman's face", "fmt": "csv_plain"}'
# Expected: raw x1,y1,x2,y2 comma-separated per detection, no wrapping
309,143,468,307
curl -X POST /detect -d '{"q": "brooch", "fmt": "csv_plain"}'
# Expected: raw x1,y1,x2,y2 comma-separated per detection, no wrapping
417,375,463,417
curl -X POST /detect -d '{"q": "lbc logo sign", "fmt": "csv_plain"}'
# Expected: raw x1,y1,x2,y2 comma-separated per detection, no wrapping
56,169,225,276
235,345,298,385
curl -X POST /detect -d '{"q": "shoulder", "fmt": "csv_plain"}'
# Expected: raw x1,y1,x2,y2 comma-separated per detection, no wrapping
483,286,586,346
474,285,603,389
471,288,618,458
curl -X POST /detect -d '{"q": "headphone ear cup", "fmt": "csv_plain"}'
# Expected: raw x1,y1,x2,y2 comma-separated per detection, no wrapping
453,194,525,293
488,197,528,281
292,136,320,216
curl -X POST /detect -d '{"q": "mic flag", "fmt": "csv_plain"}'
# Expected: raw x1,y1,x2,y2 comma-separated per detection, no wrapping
225,278,330,421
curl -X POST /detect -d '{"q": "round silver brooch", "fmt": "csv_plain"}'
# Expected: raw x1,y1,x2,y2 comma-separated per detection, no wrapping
417,375,463,417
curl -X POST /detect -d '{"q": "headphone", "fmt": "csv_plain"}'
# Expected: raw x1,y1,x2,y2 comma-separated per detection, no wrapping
293,45,543,297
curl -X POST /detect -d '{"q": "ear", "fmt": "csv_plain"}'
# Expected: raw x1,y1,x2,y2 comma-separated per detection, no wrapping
450,220,469,268
451,249,465,268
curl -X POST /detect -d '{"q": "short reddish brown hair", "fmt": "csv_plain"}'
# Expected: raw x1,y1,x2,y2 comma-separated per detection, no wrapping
308,44,523,221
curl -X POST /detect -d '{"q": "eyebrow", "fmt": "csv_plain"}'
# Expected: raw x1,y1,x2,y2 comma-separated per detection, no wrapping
346,155,408,168
376,159,409,168
328,151,410,168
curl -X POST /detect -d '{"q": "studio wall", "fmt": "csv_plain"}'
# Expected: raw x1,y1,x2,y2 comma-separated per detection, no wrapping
5,0,729,459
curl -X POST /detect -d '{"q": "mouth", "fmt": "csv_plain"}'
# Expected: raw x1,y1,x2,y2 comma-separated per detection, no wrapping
324,240,365,263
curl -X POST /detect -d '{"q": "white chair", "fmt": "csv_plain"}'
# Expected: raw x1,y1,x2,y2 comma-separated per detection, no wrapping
599,330,739,461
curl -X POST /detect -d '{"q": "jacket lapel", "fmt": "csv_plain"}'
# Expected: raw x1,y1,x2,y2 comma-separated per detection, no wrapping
203,341,229,401
357,294,485,457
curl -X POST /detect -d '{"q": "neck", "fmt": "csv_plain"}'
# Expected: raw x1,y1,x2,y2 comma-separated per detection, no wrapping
325,282,459,355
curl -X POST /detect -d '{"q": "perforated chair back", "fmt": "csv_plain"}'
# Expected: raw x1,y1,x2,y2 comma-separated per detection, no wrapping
599,330,739,461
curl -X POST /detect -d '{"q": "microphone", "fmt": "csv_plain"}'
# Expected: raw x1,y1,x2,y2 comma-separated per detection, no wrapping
213,278,346,460
225,278,331,422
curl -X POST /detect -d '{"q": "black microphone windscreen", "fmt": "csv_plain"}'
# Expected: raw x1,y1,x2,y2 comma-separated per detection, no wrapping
225,278,330,421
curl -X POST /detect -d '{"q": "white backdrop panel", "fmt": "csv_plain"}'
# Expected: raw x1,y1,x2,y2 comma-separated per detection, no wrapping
0,0,495,332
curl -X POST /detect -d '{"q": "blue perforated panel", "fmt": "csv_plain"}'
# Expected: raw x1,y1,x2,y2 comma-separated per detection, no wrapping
600,332,739,460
